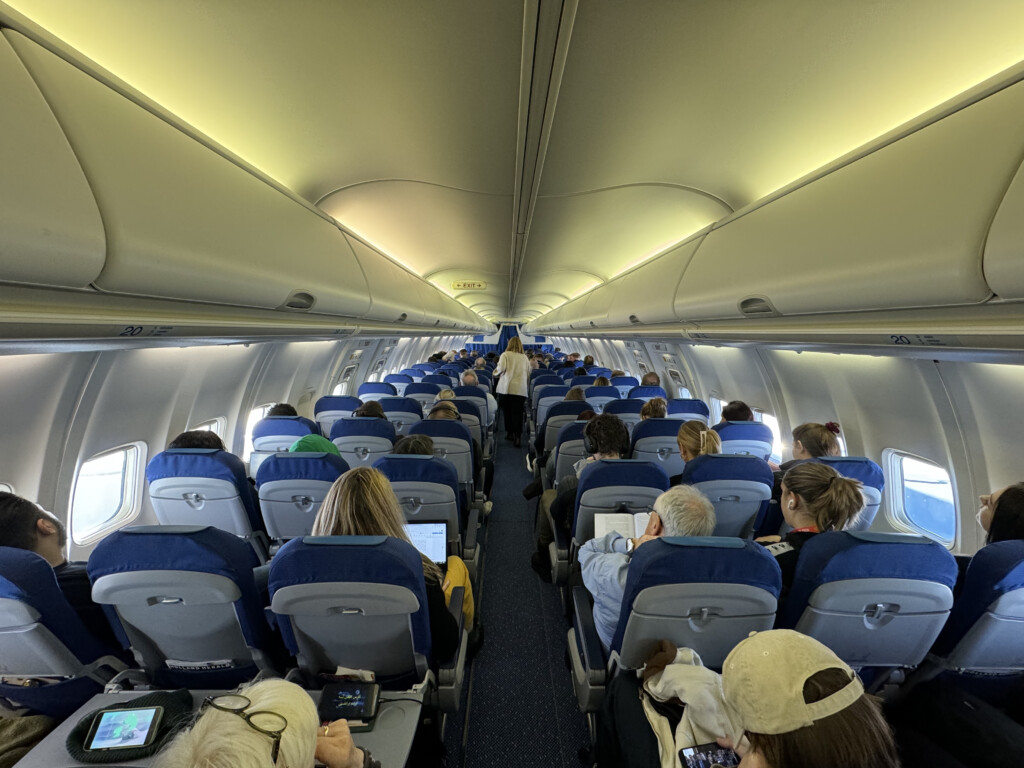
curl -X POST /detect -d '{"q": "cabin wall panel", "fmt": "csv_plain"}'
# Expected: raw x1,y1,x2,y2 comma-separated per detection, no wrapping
0,353,96,508
676,345,776,415
0,33,105,288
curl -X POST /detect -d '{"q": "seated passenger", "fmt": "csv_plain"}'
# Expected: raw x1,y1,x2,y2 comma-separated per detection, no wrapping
583,355,595,367
640,371,661,387
757,462,863,596
153,677,376,768
289,433,342,456
427,401,494,499
311,467,460,662
977,482,1024,544
460,370,498,426
266,402,298,417
771,422,842,496
435,388,457,402
594,375,611,387
0,492,120,650
474,356,487,369
392,433,434,455
168,429,225,450
566,385,587,401
720,399,755,422
669,421,722,486
640,397,667,420
610,369,626,379
579,486,716,649
352,401,386,419
595,629,899,768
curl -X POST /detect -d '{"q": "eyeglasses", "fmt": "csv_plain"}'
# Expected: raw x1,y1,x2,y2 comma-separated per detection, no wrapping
202,694,287,764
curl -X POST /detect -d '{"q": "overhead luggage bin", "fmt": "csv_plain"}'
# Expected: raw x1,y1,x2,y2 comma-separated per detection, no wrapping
983,155,1024,300
0,33,104,289
6,31,374,316
674,77,1024,321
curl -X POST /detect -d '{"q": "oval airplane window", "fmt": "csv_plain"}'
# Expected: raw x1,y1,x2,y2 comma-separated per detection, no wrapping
244,404,274,461
189,417,226,437
885,451,957,547
70,442,146,544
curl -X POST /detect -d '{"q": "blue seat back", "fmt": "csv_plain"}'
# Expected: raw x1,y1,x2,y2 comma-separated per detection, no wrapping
553,421,589,486
405,382,442,411
376,397,424,436
677,454,773,537
146,449,261,536
250,416,317,475
357,382,398,402
603,398,645,437
89,525,277,688
409,420,475,493
536,385,572,425
572,375,598,387
611,376,640,399
269,536,431,679
422,374,453,387
712,421,774,460
375,455,461,546
630,418,686,478
542,401,593,452
573,460,669,545
400,368,424,382
256,452,350,539
330,417,396,467
314,395,364,436
412,363,438,374
666,399,711,424
0,547,114,716
613,538,782,668
383,374,413,396
811,456,885,531
782,532,957,669
931,540,1024,671
628,386,668,402
584,386,621,414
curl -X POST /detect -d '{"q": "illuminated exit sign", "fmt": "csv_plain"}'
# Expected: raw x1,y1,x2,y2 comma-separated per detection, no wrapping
452,280,487,290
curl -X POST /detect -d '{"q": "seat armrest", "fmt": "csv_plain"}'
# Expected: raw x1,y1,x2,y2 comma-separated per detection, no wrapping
463,509,479,556
571,586,607,683
437,586,467,713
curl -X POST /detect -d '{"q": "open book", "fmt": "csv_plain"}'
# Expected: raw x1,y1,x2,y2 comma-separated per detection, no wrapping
594,511,651,540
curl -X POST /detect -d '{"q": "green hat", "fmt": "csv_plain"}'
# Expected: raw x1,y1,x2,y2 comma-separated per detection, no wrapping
289,434,340,456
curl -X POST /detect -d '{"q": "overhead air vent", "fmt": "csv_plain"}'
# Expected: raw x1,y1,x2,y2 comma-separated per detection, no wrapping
738,296,780,317
279,290,316,311
629,314,642,325
395,313,408,322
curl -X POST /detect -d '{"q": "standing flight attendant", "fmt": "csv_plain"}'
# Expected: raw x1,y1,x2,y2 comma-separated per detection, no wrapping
494,336,530,447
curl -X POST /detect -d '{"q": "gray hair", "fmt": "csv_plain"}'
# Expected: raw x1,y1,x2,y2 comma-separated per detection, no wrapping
654,486,716,537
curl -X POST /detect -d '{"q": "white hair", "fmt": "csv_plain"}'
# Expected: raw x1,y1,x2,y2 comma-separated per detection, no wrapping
655,486,716,537
153,679,316,768
461,371,479,385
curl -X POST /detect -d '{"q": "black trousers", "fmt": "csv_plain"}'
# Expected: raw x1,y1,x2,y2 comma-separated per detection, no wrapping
500,394,527,437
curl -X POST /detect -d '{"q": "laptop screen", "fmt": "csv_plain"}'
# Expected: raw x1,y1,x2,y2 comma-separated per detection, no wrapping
404,522,448,564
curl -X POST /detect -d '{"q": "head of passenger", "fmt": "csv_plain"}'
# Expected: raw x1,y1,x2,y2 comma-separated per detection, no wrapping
461,371,480,387
676,420,721,463
577,410,597,422
593,376,611,387
978,483,1024,544
428,401,461,421
640,371,660,387
641,397,667,420
435,388,456,402
168,430,225,451
721,630,898,768
572,368,591,380
486,352,497,361
506,337,524,355
791,422,842,460
459,349,469,359
392,434,435,456
583,355,595,367
565,386,587,402
312,466,442,583
584,414,630,460
611,369,625,379
474,357,486,369
721,399,755,422
0,492,67,567
289,434,340,456
650,485,716,538
266,403,298,418
353,401,385,419
153,678,319,768
781,462,863,533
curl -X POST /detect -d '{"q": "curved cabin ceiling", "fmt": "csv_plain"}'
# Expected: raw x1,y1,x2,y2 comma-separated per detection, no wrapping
8,1,1024,323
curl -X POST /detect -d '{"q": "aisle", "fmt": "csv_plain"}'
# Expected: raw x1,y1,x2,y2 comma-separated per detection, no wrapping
445,434,590,767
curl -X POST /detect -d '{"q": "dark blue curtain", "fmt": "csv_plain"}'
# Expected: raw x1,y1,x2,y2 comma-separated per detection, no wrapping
466,325,552,354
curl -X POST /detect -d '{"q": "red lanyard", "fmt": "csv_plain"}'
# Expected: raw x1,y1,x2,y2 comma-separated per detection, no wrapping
789,526,819,534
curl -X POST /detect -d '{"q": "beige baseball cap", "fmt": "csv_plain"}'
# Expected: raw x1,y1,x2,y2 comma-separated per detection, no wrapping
722,630,864,735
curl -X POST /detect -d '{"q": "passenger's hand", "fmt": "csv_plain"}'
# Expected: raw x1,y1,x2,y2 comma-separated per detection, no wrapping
316,720,363,768
632,534,657,549
766,460,781,472
754,535,781,544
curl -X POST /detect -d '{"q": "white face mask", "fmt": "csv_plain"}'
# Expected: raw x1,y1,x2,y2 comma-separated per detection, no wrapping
976,506,986,528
